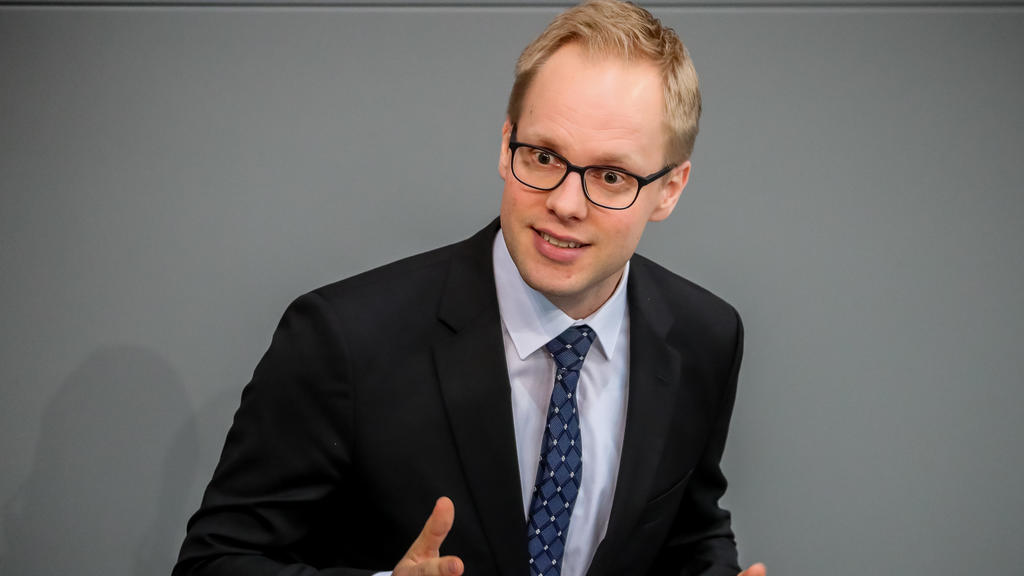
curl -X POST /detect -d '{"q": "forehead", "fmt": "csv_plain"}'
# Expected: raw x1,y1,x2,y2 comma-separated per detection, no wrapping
516,43,667,167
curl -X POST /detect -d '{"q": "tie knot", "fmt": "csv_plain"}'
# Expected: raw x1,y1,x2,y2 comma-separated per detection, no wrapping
546,324,596,371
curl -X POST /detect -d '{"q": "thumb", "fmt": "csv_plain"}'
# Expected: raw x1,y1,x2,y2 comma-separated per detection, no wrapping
405,497,455,562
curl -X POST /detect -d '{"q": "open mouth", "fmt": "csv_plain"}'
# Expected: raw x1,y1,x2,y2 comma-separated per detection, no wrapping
538,230,585,249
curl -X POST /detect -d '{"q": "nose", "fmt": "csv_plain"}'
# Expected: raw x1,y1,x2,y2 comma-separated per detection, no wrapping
545,170,589,221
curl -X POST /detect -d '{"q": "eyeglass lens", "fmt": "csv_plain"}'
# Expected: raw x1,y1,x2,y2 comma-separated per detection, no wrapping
512,145,638,209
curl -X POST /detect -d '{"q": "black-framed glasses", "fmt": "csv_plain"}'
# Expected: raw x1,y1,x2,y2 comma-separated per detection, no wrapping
508,126,675,210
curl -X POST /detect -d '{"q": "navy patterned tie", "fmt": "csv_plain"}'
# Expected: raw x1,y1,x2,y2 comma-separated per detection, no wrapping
526,324,596,576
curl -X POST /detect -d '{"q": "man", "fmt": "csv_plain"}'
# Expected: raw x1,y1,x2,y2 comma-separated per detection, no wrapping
174,2,765,575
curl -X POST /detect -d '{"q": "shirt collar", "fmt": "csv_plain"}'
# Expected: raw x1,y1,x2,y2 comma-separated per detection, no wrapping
493,229,628,361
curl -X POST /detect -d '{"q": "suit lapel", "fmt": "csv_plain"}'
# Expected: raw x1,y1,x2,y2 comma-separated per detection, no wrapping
433,222,529,576
587,260,686,576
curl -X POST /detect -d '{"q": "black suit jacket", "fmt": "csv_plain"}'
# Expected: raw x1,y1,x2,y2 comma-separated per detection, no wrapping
174,220,744,576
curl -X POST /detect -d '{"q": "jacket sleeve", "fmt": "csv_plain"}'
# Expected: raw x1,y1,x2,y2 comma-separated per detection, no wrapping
664,309,745,576
172,292,379,576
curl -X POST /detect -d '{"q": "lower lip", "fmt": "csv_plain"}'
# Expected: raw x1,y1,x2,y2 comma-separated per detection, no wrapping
533,229,587,263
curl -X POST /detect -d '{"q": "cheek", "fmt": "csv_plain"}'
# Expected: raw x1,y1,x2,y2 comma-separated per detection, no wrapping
499,187,529,233
499,187,517,220
501,183,539,218
605,216,649,253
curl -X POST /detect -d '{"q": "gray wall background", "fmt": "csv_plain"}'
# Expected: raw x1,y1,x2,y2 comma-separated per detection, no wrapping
1,2,1022,575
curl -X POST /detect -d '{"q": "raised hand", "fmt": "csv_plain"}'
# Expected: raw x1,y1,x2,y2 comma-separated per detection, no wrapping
739,562,767,576
392,497,464,576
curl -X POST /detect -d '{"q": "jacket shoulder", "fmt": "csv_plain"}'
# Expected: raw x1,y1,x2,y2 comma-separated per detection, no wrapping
310,222,493,312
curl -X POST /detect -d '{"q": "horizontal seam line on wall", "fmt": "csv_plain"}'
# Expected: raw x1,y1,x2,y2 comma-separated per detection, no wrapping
4,1,1024,8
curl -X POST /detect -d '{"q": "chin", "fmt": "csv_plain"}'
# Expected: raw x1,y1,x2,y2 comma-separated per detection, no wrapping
525,268,592,302
517,263,568,293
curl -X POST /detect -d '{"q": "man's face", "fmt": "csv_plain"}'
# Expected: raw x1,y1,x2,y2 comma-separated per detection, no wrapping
499,43,690,319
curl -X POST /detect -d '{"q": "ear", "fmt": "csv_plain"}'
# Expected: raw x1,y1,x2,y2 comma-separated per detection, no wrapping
498,119,513,182
648,160,690,222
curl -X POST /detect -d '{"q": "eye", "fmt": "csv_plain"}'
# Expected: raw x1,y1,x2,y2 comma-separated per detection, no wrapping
534,150,554,166
597,170,628,186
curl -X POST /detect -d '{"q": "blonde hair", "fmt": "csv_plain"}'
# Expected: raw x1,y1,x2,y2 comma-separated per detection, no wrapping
507,0,701,165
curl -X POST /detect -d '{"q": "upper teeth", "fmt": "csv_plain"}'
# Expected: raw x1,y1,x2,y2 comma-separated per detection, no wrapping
542,232,580,249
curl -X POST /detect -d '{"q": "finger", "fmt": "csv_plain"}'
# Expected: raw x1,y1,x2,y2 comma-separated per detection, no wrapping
739,562,767,576
408,555,464,576
405,497,456,561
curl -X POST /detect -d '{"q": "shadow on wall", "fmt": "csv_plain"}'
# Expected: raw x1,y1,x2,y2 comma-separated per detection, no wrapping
0,347,198,575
